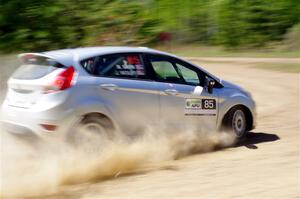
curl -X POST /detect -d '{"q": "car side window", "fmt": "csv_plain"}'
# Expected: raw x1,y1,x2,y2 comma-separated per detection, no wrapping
148,55,183,84
81,54,147,79
148,54,200,85
175,63,200,86
81,58,96,74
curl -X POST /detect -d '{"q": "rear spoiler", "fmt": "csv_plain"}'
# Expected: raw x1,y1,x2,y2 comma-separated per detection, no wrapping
17,53,72,67
18,53,57,60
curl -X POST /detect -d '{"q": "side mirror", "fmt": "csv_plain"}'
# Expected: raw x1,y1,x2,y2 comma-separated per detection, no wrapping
207,79,215,94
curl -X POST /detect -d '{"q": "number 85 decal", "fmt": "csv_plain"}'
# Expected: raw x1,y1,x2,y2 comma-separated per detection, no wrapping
202,99,216,109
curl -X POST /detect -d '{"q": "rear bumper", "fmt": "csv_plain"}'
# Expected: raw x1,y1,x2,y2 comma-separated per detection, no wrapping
0,102,77,140
1,121,40,142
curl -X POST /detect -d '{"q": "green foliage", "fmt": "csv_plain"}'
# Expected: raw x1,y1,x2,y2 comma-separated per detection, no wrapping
214,0,300,47
0,0,160,52
0,0,299,52
283,23,300,50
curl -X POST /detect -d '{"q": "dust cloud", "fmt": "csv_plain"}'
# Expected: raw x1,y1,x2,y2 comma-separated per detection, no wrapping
0,126,236,198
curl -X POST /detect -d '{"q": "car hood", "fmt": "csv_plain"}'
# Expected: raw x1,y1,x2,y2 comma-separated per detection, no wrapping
221,80,243,90
221,80,252,97
221,80,250,92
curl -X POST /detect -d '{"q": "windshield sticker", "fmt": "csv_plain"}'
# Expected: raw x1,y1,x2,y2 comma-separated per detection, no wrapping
127,55,141,65
114,56,145,76
185,98,217,116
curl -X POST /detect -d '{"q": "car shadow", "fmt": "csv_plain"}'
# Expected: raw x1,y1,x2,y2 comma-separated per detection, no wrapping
235,132,280,149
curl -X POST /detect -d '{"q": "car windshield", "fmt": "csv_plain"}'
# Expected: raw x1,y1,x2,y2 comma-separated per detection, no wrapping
12,55,65,80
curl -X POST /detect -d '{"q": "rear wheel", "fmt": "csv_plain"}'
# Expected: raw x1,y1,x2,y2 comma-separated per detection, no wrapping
224,107,247,138
67,114,114,149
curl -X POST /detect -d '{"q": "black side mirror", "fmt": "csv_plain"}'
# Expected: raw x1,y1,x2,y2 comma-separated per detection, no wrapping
207,79,215,94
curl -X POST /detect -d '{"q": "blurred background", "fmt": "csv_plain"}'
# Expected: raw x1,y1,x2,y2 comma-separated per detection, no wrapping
0,0,299,56
0,1,300,198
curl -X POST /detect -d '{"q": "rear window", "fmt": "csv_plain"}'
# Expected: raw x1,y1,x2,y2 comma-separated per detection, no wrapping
12,55,65,80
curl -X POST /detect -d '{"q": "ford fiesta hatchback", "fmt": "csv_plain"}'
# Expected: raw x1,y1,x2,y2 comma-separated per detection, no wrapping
0,47,256,142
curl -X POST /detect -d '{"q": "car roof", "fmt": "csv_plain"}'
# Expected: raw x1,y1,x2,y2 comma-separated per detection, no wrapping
43,46,175,62
20,46,221,82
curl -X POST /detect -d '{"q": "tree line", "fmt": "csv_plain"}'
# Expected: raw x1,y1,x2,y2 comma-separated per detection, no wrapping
0,0,299,52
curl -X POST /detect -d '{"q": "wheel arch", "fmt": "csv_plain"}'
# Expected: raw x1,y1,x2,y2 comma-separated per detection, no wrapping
71,96,121,130
80,112,115,130
220,104,254,131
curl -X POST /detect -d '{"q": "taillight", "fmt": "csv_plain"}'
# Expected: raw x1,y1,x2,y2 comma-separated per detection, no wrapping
45,66,77,93
40,124,57,131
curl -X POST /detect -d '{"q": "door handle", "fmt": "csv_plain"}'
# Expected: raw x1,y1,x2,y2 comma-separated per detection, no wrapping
164,89,178,96
100,84,118,91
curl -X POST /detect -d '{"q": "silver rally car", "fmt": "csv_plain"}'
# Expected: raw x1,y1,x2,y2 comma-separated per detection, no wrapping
0,47,256,142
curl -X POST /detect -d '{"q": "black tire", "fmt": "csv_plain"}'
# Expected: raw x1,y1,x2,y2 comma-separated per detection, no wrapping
224,107,247,138
67,114,114,147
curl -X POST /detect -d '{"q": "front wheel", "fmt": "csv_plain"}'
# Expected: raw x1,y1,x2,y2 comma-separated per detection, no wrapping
224,107,247,138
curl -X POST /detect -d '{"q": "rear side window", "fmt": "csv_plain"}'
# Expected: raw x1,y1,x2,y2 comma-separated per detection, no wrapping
12,55,65,80
81,54,147,79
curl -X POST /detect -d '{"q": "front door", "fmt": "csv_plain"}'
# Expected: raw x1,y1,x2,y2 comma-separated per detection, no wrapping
146,54,219,132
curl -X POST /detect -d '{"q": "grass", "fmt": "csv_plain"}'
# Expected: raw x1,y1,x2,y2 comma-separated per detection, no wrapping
155,45,300,58
155,45,300,73
250,63,300,73
1,46,299,76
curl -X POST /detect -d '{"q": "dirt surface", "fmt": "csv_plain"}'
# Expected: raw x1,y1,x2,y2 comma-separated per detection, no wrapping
1,57,300,199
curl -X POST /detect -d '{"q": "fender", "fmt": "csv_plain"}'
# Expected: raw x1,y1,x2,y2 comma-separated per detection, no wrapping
217,92,256,129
